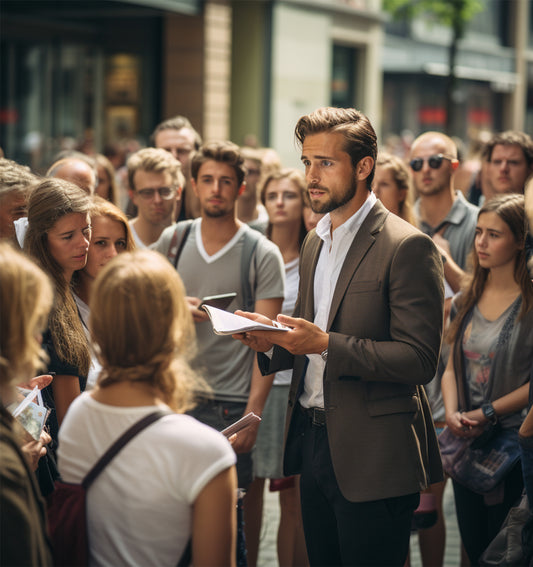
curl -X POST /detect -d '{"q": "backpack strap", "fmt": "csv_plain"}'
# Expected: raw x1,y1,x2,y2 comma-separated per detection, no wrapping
240,229,261,312
166,220,194,269
82,409,171,489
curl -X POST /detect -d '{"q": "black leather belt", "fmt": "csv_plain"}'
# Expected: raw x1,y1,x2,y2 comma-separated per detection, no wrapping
300,404,326,426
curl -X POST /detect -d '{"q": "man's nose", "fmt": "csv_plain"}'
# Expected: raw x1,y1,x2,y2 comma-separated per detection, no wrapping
307,164,319,184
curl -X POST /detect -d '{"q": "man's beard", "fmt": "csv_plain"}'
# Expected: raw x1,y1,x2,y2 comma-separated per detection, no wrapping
308,178,358,214
204,205,231,218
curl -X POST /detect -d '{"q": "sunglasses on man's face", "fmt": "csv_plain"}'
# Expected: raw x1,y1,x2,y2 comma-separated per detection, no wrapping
409,154,454,172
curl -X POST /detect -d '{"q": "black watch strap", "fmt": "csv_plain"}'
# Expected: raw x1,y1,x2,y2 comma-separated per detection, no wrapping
481,402,498,425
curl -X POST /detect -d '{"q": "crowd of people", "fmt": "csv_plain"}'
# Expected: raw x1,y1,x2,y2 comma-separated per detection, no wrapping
0,106,532,567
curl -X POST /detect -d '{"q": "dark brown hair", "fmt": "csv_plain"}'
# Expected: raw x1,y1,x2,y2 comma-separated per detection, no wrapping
294,107,377,189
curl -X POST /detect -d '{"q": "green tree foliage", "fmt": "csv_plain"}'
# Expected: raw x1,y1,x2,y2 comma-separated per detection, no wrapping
383,0,483,134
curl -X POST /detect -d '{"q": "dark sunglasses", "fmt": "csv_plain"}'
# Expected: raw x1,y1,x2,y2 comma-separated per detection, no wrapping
409,154,454,172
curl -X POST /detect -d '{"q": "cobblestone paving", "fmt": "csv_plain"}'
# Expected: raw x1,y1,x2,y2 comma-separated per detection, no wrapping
257,481,462,567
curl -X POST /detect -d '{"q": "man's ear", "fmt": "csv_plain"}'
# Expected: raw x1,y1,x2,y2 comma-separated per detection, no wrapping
175,186,183,201
451,159,460,171
191,178,199,197
356,156,374,181
238,182,246,197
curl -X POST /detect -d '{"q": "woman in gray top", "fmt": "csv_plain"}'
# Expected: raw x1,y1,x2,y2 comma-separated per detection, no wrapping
442,193,533,566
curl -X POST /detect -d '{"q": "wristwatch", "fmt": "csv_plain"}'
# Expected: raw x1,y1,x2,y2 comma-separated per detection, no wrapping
481,402,498,425
320,348,328,362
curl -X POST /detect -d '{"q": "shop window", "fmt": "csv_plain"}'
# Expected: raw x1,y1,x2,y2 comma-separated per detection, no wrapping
331,45,357,108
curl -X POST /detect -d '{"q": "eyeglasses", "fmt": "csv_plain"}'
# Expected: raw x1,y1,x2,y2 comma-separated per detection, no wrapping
409,154,454,172
136,187,176,200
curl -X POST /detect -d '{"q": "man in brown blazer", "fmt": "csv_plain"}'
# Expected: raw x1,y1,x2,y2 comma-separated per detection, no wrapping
234,107,444,566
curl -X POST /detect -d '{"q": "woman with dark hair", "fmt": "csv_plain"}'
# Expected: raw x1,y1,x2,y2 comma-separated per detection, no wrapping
442,193,533,565
24,178,92,446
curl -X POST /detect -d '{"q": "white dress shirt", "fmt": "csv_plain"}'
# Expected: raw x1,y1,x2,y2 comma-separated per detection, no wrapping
299,191,377,408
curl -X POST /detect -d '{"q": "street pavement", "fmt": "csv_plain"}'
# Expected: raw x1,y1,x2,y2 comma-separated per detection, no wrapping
257,480,462,567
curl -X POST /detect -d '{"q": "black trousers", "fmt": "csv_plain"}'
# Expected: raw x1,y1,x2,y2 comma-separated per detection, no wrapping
452,461,524,566
297,406,419,567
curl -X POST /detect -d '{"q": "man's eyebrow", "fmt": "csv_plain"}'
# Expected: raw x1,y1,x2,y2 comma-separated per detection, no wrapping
301,154,335,161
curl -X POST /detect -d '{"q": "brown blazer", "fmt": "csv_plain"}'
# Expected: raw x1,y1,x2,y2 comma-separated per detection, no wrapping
263,200,445,503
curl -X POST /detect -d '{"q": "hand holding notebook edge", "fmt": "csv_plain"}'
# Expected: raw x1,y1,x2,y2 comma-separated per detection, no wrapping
202,305,290,335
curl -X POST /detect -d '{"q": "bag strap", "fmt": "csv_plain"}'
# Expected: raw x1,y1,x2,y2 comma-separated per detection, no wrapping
82,410,171,489
240,229,261,312
166,220,194,269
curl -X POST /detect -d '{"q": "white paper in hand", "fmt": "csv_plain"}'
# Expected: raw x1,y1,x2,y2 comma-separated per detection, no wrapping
202,305,289,335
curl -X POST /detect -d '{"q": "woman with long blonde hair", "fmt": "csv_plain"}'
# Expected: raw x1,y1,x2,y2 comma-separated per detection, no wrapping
58,251,237,566
0,243,54,566
24,178,92,449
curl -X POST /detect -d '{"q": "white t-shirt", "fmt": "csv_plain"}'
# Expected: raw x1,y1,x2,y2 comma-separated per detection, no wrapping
58,393,236,567
128,221,148,249
273,257,299,386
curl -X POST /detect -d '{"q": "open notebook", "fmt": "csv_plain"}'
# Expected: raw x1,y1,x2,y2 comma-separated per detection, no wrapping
202,305,289,336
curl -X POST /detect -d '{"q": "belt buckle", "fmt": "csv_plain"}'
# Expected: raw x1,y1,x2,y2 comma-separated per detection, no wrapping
310,407,326,426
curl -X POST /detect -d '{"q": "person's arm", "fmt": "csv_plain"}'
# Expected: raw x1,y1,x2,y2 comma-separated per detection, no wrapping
231,297,282,455
240,234,443,386
192,466,238,567
461,383,530,429
433,233,465,293
51,375,81,426
441,351,472,437
520,405,533,438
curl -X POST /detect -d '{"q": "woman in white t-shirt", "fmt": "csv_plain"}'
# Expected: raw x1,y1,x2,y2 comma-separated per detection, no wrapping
245,169,314,567
58,250,237,567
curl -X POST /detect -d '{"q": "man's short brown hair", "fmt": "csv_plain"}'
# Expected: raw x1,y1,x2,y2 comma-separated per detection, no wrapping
190,141,246,187
483,130,533,168
150,116,202,149
294,107,377,189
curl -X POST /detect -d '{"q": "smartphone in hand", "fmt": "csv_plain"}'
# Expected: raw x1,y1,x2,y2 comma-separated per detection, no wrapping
200,292,237,311
221,412,261,438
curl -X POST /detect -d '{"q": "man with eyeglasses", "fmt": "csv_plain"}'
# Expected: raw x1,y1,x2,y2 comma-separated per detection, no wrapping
126,148,185,248
152,115,203,220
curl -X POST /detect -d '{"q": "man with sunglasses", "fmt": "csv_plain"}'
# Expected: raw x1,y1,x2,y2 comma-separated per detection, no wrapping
126,148,185,248
410,132,479,293
410,131,479,567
